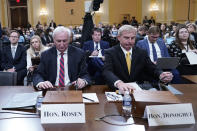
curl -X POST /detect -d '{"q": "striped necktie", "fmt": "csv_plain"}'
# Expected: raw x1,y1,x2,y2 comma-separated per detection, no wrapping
126,52,131,74
59,53,65,87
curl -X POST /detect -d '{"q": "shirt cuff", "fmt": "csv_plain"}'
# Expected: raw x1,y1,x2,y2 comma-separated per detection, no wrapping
114,80,122,88
36,82,45,90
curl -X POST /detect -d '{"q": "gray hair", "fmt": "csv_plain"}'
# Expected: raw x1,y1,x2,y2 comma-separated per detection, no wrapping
53,26,71,39
118,25,137,36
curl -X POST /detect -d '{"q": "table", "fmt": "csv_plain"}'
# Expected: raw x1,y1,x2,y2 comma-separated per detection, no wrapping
0,85,197,131
182,75,197,84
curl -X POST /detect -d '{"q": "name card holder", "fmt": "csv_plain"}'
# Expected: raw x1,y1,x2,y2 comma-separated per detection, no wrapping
146,103,195,126
132,90,180,117
41,91,85,124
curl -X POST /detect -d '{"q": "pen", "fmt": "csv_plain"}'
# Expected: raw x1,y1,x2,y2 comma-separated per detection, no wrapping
83,96,95,102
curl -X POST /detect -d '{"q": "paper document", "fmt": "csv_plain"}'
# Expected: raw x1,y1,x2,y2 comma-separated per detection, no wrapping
2,92,42,109
105,92,123,102
165,85,183,95
89,56,102,58
127,82,142,91
82,93,99,103
185,52,197,65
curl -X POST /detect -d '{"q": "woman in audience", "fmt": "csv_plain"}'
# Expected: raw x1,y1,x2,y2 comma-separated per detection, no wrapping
27,35,48,72
26,35,48,85
187,23,197,43
168,24,197,75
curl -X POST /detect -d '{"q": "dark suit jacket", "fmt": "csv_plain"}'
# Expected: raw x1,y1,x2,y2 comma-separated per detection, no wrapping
102,44,162,89
49,22,56,28
33,45,91,86
1,44,27,84
136,37,170,57
82,40,110,56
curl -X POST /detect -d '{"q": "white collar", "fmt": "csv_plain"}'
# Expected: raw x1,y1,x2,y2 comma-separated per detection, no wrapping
120,45,132,55
57,49,68,55
11,44,18,49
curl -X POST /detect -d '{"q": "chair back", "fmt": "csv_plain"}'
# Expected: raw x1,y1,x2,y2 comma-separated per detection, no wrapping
0,71,17,86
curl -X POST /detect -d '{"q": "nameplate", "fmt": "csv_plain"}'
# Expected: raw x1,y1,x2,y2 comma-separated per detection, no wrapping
41,104,85,124
146,103,195,126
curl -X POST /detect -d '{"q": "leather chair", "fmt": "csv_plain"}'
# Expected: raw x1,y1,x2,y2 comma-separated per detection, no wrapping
0,71,17,86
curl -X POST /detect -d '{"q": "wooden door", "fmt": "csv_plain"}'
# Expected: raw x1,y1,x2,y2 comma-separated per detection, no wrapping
11,7,28,28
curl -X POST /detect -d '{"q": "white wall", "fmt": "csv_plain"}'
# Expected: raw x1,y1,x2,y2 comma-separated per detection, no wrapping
33,0,40,26
100,0,109,24
46,0,54,25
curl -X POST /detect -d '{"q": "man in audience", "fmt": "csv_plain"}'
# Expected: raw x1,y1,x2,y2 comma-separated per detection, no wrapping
135,25,148,43
83,28,109,84
136,26,180,83
49,20,57,29
1,30,27,85
102,25,173,92
33,26,91,89
0,21,2,38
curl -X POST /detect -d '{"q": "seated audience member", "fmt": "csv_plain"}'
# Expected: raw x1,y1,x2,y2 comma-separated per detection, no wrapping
1,30,27,85
83,28,110,84
135,26,148,43
0,49,2,71
33,26,91,90
111,25,118,38
0,21,2,38
136,26,180,83
43,28,54,46
26,35,48,84
186,23,197,44
168,24,197,75
103,25,173,92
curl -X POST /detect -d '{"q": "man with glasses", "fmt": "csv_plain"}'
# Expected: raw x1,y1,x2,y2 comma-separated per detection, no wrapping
1,30,27,85
136,26,180,83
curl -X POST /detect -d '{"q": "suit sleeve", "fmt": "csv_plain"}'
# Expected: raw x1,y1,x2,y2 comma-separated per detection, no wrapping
33,52,46,87
78,51,92,85
82,42,92,57
14,48,27,71
102,49,120,88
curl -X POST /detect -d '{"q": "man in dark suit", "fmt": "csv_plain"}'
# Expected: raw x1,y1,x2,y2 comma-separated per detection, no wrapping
136,26,180,83
1,30,27,85
83,28,109,84
49,20,56,29
33,26,91,89
102,25,173,92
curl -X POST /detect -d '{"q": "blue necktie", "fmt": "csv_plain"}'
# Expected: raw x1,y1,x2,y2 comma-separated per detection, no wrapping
95,43,98,50
152,44,157,61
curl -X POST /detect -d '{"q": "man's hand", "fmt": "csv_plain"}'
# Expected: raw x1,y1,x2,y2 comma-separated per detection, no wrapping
116,81,136,93
159,72,173,83
38,81,54,89
7,68,15,72
72,78,86,89
28,66,34,72
91,50,99,56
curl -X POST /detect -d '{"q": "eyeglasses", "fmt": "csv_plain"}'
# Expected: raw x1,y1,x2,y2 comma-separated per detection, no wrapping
10,36,19,38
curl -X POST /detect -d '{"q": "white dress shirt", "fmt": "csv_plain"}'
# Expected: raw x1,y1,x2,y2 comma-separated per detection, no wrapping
94,42,102,57
11,44,18,58
146,37,162,62
114,45,132,87
55,50,70,86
